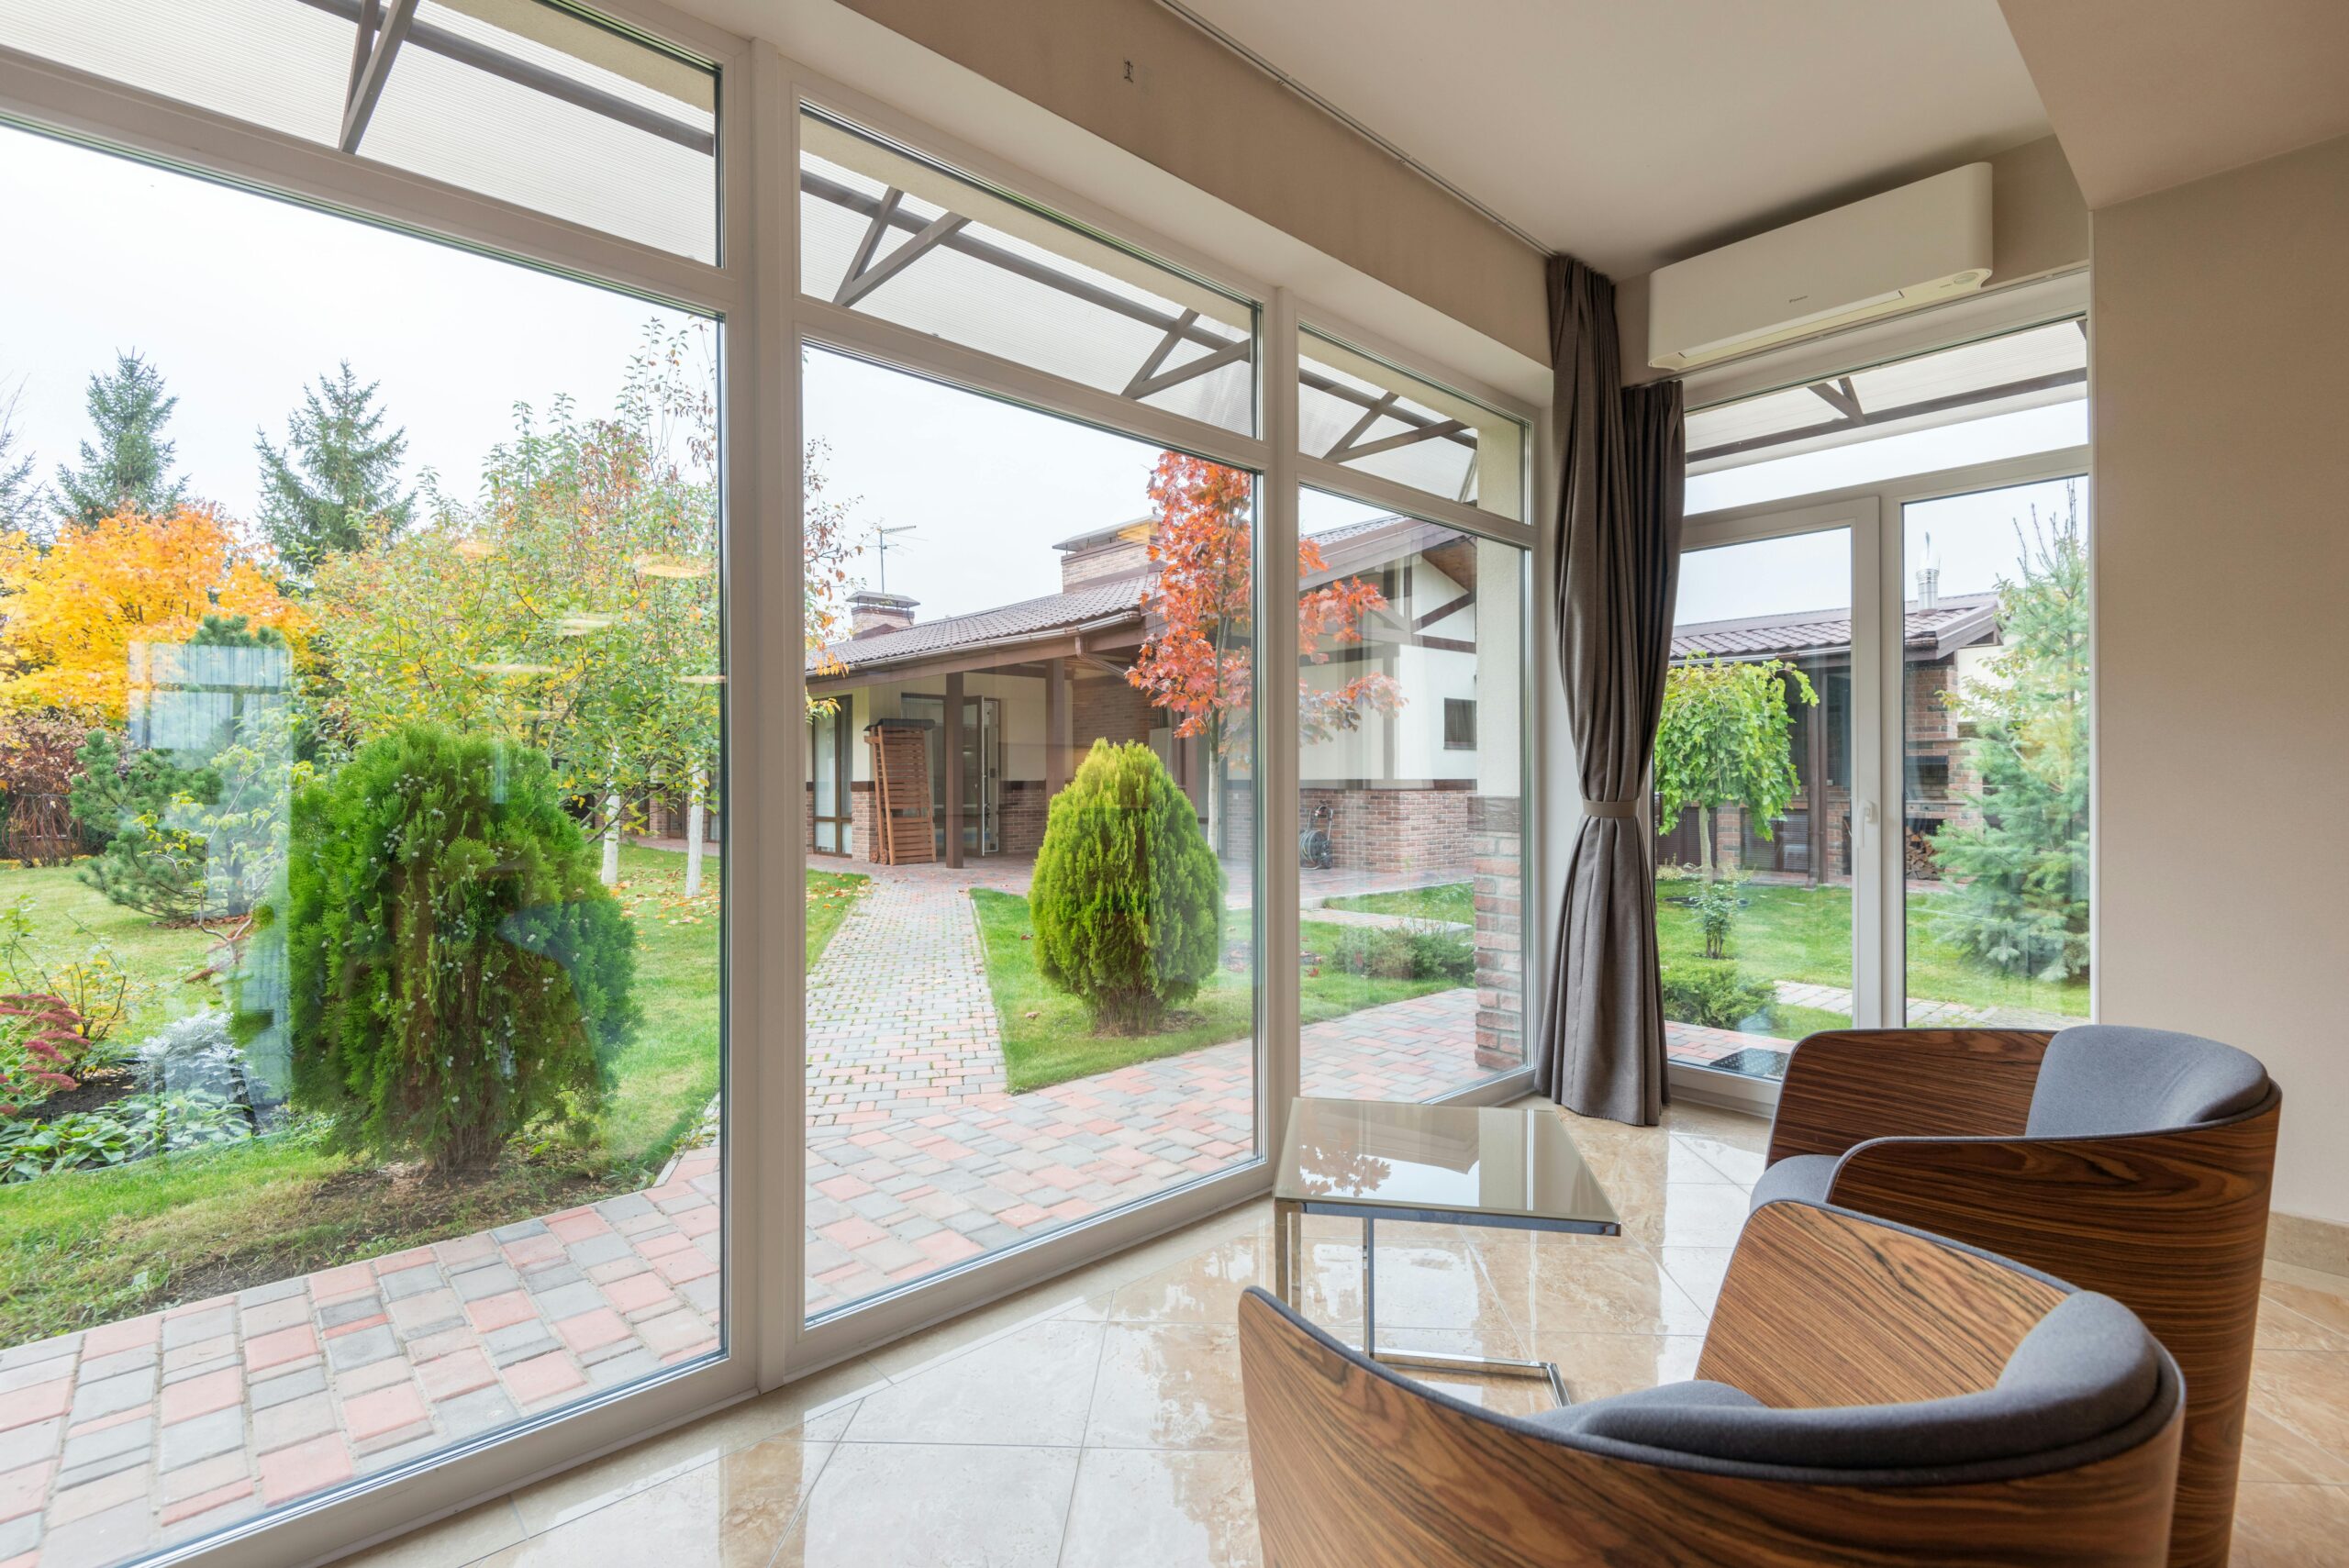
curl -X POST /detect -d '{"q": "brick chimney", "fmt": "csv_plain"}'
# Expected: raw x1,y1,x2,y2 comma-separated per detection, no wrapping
1054,517,1158,591
849,590,918,637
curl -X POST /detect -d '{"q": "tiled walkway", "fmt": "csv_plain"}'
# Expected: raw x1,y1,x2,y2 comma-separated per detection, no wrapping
802,861,1494,1314
0,1150,722,1568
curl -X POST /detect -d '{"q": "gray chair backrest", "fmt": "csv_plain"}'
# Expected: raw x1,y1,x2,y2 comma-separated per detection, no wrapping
2026,1025,2270,1139
1566,1292,2161,1472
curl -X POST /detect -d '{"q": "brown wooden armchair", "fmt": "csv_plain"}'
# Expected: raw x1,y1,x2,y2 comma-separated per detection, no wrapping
1748,1024,2280,1568
1240,1200,2183,1568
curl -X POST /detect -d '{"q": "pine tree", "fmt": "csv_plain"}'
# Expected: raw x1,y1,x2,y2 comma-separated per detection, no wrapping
1932,485,2091,982
254,361,415,575
54,350,187,528
0,386,45,534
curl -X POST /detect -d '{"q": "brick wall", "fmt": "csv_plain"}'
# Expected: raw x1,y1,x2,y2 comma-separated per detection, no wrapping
1470,795,1524,1071
1001,779,1049,857
1298,785,1471,874
1071,674,1158,750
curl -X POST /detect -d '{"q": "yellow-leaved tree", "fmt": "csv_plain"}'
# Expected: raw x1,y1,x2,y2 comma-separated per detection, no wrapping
0,505,307,722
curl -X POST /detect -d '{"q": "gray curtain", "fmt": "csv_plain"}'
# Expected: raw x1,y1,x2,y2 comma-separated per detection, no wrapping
1535,256,1686,1124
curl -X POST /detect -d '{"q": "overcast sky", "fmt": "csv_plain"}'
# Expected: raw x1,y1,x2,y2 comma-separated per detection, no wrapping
5,120,2085,634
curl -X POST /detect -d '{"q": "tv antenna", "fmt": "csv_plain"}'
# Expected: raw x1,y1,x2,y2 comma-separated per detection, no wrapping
871,524,918,594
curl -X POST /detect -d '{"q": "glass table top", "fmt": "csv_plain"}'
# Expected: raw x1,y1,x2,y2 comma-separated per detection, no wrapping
1273,1097,1620,1230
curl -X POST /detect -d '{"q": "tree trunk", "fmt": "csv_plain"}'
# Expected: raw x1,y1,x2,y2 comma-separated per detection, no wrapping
685,765,707,898
601,777,622,886
1699,805,1716,884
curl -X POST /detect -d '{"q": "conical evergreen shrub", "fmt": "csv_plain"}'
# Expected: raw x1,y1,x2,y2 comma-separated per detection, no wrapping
279,724,639,1170
1028,740,1220,1034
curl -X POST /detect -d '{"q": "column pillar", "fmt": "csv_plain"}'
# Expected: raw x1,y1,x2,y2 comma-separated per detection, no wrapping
944,671,965,869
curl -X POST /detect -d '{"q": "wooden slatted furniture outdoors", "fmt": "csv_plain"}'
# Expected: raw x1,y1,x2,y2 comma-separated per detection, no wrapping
863,723,935,865
1240,1200,2183,1568
1746,1024,2280,1568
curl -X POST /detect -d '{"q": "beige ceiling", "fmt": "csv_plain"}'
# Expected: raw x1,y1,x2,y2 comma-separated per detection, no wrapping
1998,0,2349,208
1162,0,2052,276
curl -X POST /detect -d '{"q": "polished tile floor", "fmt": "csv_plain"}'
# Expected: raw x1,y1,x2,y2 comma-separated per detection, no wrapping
341,1097,2349,1568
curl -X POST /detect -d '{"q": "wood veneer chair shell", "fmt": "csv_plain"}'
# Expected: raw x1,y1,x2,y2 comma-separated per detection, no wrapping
1762,1028,2280,1568
1239,1202,2182,1568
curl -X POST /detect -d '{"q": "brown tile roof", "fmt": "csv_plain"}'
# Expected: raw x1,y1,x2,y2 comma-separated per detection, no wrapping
1672,592,1999,662
816,578,1149,673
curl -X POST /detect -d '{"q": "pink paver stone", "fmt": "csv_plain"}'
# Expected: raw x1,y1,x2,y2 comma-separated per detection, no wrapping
501,1352,586,1407
463,1290,539,1334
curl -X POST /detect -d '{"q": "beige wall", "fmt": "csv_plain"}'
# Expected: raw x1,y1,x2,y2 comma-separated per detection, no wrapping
829,0,1549,361
2091,131,2349,1225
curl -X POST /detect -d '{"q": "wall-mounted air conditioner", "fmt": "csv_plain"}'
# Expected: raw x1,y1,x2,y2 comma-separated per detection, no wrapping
1648,163,1994,372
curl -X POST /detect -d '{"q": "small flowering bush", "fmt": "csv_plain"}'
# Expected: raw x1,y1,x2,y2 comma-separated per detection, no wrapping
0,994,90,1118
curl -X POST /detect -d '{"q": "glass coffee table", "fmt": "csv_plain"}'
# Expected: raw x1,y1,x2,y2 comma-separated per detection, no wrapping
1273,1095,1620,1407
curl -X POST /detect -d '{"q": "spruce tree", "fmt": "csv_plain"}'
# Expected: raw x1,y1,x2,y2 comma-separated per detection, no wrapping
254,361,414,575
1932,486,2091,982
0,389,43,534
54,350,187,528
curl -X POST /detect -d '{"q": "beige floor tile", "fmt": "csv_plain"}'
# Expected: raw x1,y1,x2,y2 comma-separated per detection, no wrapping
2239,1407,2349,1485
1291,1227,1518,1340
774,1442,1076,1567
1059,1448,1262,1568
1108,1233,1275,1325
2261,1276,2349,1344
844,1318,1105,1445
1085,1324,1250,1451
1531,1332,1707,1403
1478,1235,1711,1339
1657,1246,1736,1314
859,1283,1106,1384
1660,1102,1774,1153
487,1437,833,1568
2256,1293,2349,1353
2249,1349,2349,1462
1652,1184,1751,1249
2228,1482,2349,1566
1671,1130,1765,1185
340,1500,525,1568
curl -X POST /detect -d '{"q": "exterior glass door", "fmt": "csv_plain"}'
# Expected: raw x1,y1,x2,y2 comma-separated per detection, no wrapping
811,705,852,854
1661,517,1866,1084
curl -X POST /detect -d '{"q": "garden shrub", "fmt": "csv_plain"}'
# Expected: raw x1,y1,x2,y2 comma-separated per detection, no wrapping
71,730,218,920
1029,740,1220,1034
279,723,640,1171
0,1090,250,1183
1692,877,1742,961
1324,923,1475,984
1658,963,1776,1031
135,1007,278,1112
0,994,90,1118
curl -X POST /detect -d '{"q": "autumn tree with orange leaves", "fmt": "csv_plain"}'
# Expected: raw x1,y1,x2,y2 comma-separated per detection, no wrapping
0,504,306,723
1126,452,1400,847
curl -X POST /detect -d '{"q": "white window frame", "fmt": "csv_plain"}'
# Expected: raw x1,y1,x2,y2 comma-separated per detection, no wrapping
1671,443,2092,1116
0,10,1553,1564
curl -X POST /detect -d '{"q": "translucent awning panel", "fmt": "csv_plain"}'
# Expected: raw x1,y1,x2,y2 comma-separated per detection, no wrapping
799,109,1258,438
0,0,353,145
0,0,718,264
362,0,718,263
1299,328,1525,522
1687,318,2087,474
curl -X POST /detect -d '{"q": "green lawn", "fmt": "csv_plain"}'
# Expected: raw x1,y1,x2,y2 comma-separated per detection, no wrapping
1320,882,1475,924
0,849,860,1344
970,888,1458,1092
1653,875,2088,1034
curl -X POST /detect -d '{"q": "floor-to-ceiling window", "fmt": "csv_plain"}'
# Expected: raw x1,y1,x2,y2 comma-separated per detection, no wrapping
793,107,1269,1327
1666,313,2090,1086
0,5,736,1562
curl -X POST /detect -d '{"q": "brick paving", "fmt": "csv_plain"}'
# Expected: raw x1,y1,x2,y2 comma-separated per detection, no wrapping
1665,978,2072,1075
0,854,1495,1566
0,1151,720,1568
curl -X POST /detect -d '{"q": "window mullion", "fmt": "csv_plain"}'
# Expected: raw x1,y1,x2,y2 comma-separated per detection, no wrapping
1261,288,1302,1132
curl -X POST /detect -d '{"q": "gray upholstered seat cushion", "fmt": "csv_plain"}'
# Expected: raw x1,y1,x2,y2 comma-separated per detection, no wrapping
2027,1025,2270,1139
1535,1292,2158,1471
1747,1152,1837,1214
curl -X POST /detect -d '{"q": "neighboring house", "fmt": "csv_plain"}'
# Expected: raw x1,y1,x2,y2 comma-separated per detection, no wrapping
804,511,1520,878
1659,584,2005,884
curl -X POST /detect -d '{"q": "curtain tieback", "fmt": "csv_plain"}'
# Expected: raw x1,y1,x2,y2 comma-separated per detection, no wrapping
1581,798,1641,819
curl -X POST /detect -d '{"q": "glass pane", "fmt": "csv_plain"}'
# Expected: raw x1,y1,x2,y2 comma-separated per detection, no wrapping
801,348,1258,1322
1659,528,1854,1083
363,0,718,263
1687,320,2087,514
798,110,1257,436
1902,478,2090,1028
0,126,723,1564
1298,329,1525,521
1296,491,1527,1100
0,1,720,265
0,0,352,145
